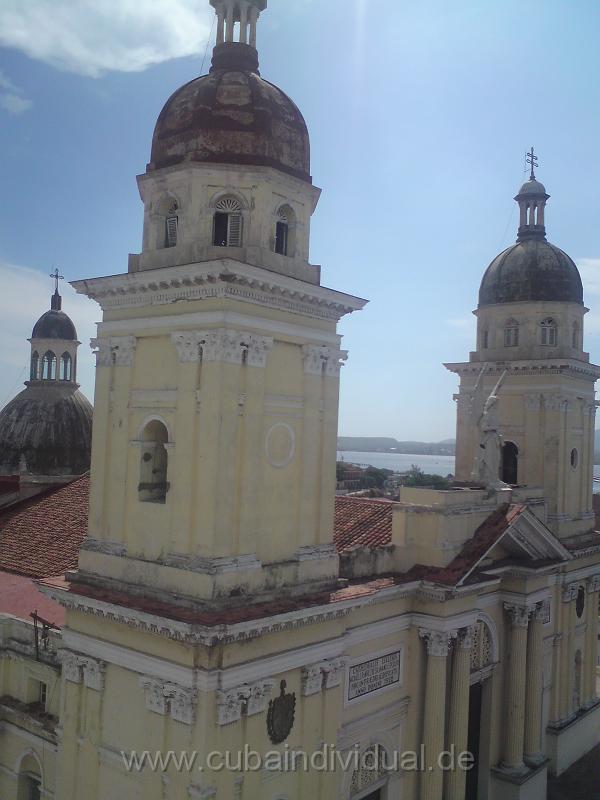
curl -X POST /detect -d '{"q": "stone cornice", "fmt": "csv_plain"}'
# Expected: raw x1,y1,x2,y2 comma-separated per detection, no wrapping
71,260,367,322
444,359,600,381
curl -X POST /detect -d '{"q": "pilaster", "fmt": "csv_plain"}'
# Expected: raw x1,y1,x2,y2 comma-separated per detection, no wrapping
446,627,474,800
501,604,530,774
524,604,545,765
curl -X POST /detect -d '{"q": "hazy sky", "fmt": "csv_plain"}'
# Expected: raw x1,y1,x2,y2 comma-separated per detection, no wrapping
2,0,600,441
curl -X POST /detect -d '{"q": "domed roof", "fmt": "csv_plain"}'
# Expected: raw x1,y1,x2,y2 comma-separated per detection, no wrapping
32,291,78,340
32,309,77,341
149,43,311,183
479,238,583,307
0,384,92,477
517,178,547,196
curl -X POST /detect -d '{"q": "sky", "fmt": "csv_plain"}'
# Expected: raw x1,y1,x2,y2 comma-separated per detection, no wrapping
2,0,600,441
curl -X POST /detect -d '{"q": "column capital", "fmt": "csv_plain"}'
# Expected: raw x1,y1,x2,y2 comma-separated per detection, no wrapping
532,599,551,623
140,676,198,724
456,625,476,650
503,603,531,628
562,581,579,603
172,329,274,366
419,628,456,657
91,335,137,367
302,344,348,376
217,679,275,725
587,574,600,594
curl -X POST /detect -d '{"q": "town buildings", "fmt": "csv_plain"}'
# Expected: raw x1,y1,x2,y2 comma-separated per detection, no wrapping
1,2,600,799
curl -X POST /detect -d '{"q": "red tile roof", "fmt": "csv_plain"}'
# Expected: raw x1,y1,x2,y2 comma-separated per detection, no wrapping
0,571,65,626
334,496,394,552
0,475,89,579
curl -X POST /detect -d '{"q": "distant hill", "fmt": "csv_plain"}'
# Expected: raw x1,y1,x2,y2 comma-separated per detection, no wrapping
338,437,456,456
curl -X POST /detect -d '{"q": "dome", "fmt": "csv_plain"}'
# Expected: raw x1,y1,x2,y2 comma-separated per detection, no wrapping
517,179,547,196
32,309,77,341
0,384,92,477
149,43,311,183
479,239,584,307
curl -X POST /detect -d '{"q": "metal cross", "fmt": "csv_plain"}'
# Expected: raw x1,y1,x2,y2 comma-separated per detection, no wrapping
526,147,539,180
50,267,64,292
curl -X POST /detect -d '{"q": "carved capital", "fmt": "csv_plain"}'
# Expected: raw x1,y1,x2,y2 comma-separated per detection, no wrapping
533,599,551,623
301,664,323,697
562,582,579,603
59,650,83,684
245,680,276,716
587,574,600,594
201,329,245,364
302,345,347,377
543,394,569,413
321,657,345,689
419,628,455,657
245,334,274,368
82,657,106,691
91,336,136,367
456,625,476,650
164,684,198,725
503,603,531,627
171,331,202,363
140,677,197,724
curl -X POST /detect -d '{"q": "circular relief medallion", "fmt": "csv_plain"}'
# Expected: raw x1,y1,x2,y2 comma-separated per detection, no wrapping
267,680,296,745
265,422,296,468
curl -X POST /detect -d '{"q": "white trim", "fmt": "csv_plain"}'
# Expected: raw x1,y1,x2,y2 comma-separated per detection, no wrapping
412,610,478,633
343,615,412,648
136,414,173,442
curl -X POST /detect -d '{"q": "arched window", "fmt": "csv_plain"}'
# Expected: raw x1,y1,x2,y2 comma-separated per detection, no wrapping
30,352,39,381
274,205,295,257
572,321,580,349
41,351,57,380
541,317,558,346
60,353,72,381
17,753,42,800
138,420,170,504
501,441,519,485
213,197,243,247
504,319,519,347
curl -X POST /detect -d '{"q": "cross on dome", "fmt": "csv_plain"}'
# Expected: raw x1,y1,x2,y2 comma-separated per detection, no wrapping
526,146,539,180
49,267,65,311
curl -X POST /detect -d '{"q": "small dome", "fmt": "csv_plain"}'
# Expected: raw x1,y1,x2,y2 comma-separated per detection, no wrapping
149,43,311,183
0,384,92,477
517,178,547,196
479,239,583,306
32,310,77,341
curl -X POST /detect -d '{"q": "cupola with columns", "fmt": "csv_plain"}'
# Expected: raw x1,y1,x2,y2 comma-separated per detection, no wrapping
72,0,366,606
447,152,600,540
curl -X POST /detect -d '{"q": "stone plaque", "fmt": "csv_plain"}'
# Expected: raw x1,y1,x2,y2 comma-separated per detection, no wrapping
348,651,401,701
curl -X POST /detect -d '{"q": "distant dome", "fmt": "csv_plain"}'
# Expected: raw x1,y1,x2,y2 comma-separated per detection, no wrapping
479,239,583,307
32,309,77,341
517,178,547,196
0,384,92,477
149,43,311,183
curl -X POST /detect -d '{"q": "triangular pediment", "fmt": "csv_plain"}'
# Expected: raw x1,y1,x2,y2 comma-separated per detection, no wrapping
456,505,572,586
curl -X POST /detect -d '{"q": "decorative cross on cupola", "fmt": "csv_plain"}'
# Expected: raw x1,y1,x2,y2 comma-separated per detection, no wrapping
50,267,64,311
514,148,550,242
210,0,267,49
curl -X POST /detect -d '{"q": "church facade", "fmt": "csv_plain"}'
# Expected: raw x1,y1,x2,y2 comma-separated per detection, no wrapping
1,2,600,799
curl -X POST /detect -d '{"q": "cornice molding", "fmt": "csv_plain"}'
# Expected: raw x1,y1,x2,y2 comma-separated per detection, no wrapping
72,261,366,322
445,359,600,381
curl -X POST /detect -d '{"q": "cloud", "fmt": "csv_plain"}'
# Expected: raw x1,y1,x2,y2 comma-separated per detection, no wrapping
577,258,600,297
0,0,214,78
0,69,32,115
0,261,99,408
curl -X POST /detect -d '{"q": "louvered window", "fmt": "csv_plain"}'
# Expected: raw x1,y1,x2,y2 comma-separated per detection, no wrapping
213,198,243,247
165,215,178,248
30,351,39,380
41,351,57,380
504,320,519,347
541,318,557,346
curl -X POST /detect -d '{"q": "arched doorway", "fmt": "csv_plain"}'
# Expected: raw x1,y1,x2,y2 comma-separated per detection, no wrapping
349,744,389,799
501,441,518,485
16,752,42,800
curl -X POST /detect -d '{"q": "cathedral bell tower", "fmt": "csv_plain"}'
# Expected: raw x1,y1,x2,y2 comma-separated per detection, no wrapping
447,152,600,540
71,0,366,605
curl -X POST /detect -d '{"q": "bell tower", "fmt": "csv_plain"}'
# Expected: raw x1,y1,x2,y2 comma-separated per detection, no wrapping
447,154,600,540
72,0,366,605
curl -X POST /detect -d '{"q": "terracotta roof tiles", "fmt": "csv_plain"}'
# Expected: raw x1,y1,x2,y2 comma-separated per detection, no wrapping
334,496,394,552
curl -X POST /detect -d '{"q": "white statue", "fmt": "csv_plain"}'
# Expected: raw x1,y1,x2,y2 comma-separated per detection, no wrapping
471,369,508,489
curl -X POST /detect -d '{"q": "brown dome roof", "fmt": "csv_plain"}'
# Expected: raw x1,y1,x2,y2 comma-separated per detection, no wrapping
149,43,311,183
0,384,92,477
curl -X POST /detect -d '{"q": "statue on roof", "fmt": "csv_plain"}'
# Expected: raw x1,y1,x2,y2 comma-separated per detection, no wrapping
471,369,509,490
